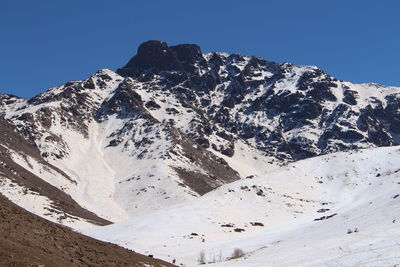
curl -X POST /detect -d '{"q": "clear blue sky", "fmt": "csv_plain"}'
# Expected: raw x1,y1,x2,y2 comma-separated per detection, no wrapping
1,0,399,97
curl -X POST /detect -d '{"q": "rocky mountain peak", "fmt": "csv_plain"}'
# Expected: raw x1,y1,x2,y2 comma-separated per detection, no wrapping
117,40,206,77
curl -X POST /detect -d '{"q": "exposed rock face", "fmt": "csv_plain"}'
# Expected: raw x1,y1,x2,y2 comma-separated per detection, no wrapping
120,40,182,74
117,40,206,77
116,41,400,161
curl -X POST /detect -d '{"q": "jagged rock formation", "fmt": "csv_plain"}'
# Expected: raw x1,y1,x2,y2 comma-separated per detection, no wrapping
117,41,400,160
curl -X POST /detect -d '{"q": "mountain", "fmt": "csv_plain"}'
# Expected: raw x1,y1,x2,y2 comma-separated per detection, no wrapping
1,40,400,265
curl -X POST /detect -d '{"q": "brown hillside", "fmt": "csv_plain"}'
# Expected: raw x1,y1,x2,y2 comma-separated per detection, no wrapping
0,193,175,267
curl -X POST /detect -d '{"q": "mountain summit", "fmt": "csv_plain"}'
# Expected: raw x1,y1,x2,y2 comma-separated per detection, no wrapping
118,40,205,76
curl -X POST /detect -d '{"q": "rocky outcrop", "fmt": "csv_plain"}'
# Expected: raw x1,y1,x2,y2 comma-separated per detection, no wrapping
117,40,207,77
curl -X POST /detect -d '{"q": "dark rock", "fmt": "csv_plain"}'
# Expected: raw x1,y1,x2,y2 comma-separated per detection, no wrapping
222,97,235,108
343,90,358,105
221,142,235,157
256,189,265,196
216,131,232,141
170,44,207,71
117,41,182,76
317,208,330,213
117,40,206,77
164,72,187,85
314,213,338,221
145,100,161,110
18,113,35,123
195,137,210,149
83,78,96,89
108,139,121,147
166,107,179,115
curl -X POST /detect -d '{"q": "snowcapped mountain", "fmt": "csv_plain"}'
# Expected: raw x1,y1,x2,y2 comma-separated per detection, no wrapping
0,40,400,265
1,40,400,226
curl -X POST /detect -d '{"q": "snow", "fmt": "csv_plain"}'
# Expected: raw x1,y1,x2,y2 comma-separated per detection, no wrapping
208,138,280,177
9,150,75,192
0,176,94,230
37,113,199,221
47,121,130,221
83,146,400,266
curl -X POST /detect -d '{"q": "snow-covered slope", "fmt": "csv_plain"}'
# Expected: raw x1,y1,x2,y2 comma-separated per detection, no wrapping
0,68,240,225
84,146,400,266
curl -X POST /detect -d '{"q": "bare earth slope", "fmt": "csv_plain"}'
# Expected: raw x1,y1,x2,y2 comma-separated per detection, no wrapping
0,193,174,267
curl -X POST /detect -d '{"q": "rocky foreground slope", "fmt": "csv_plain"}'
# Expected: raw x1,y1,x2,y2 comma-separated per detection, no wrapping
0,40,400,227
0,194,173,267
